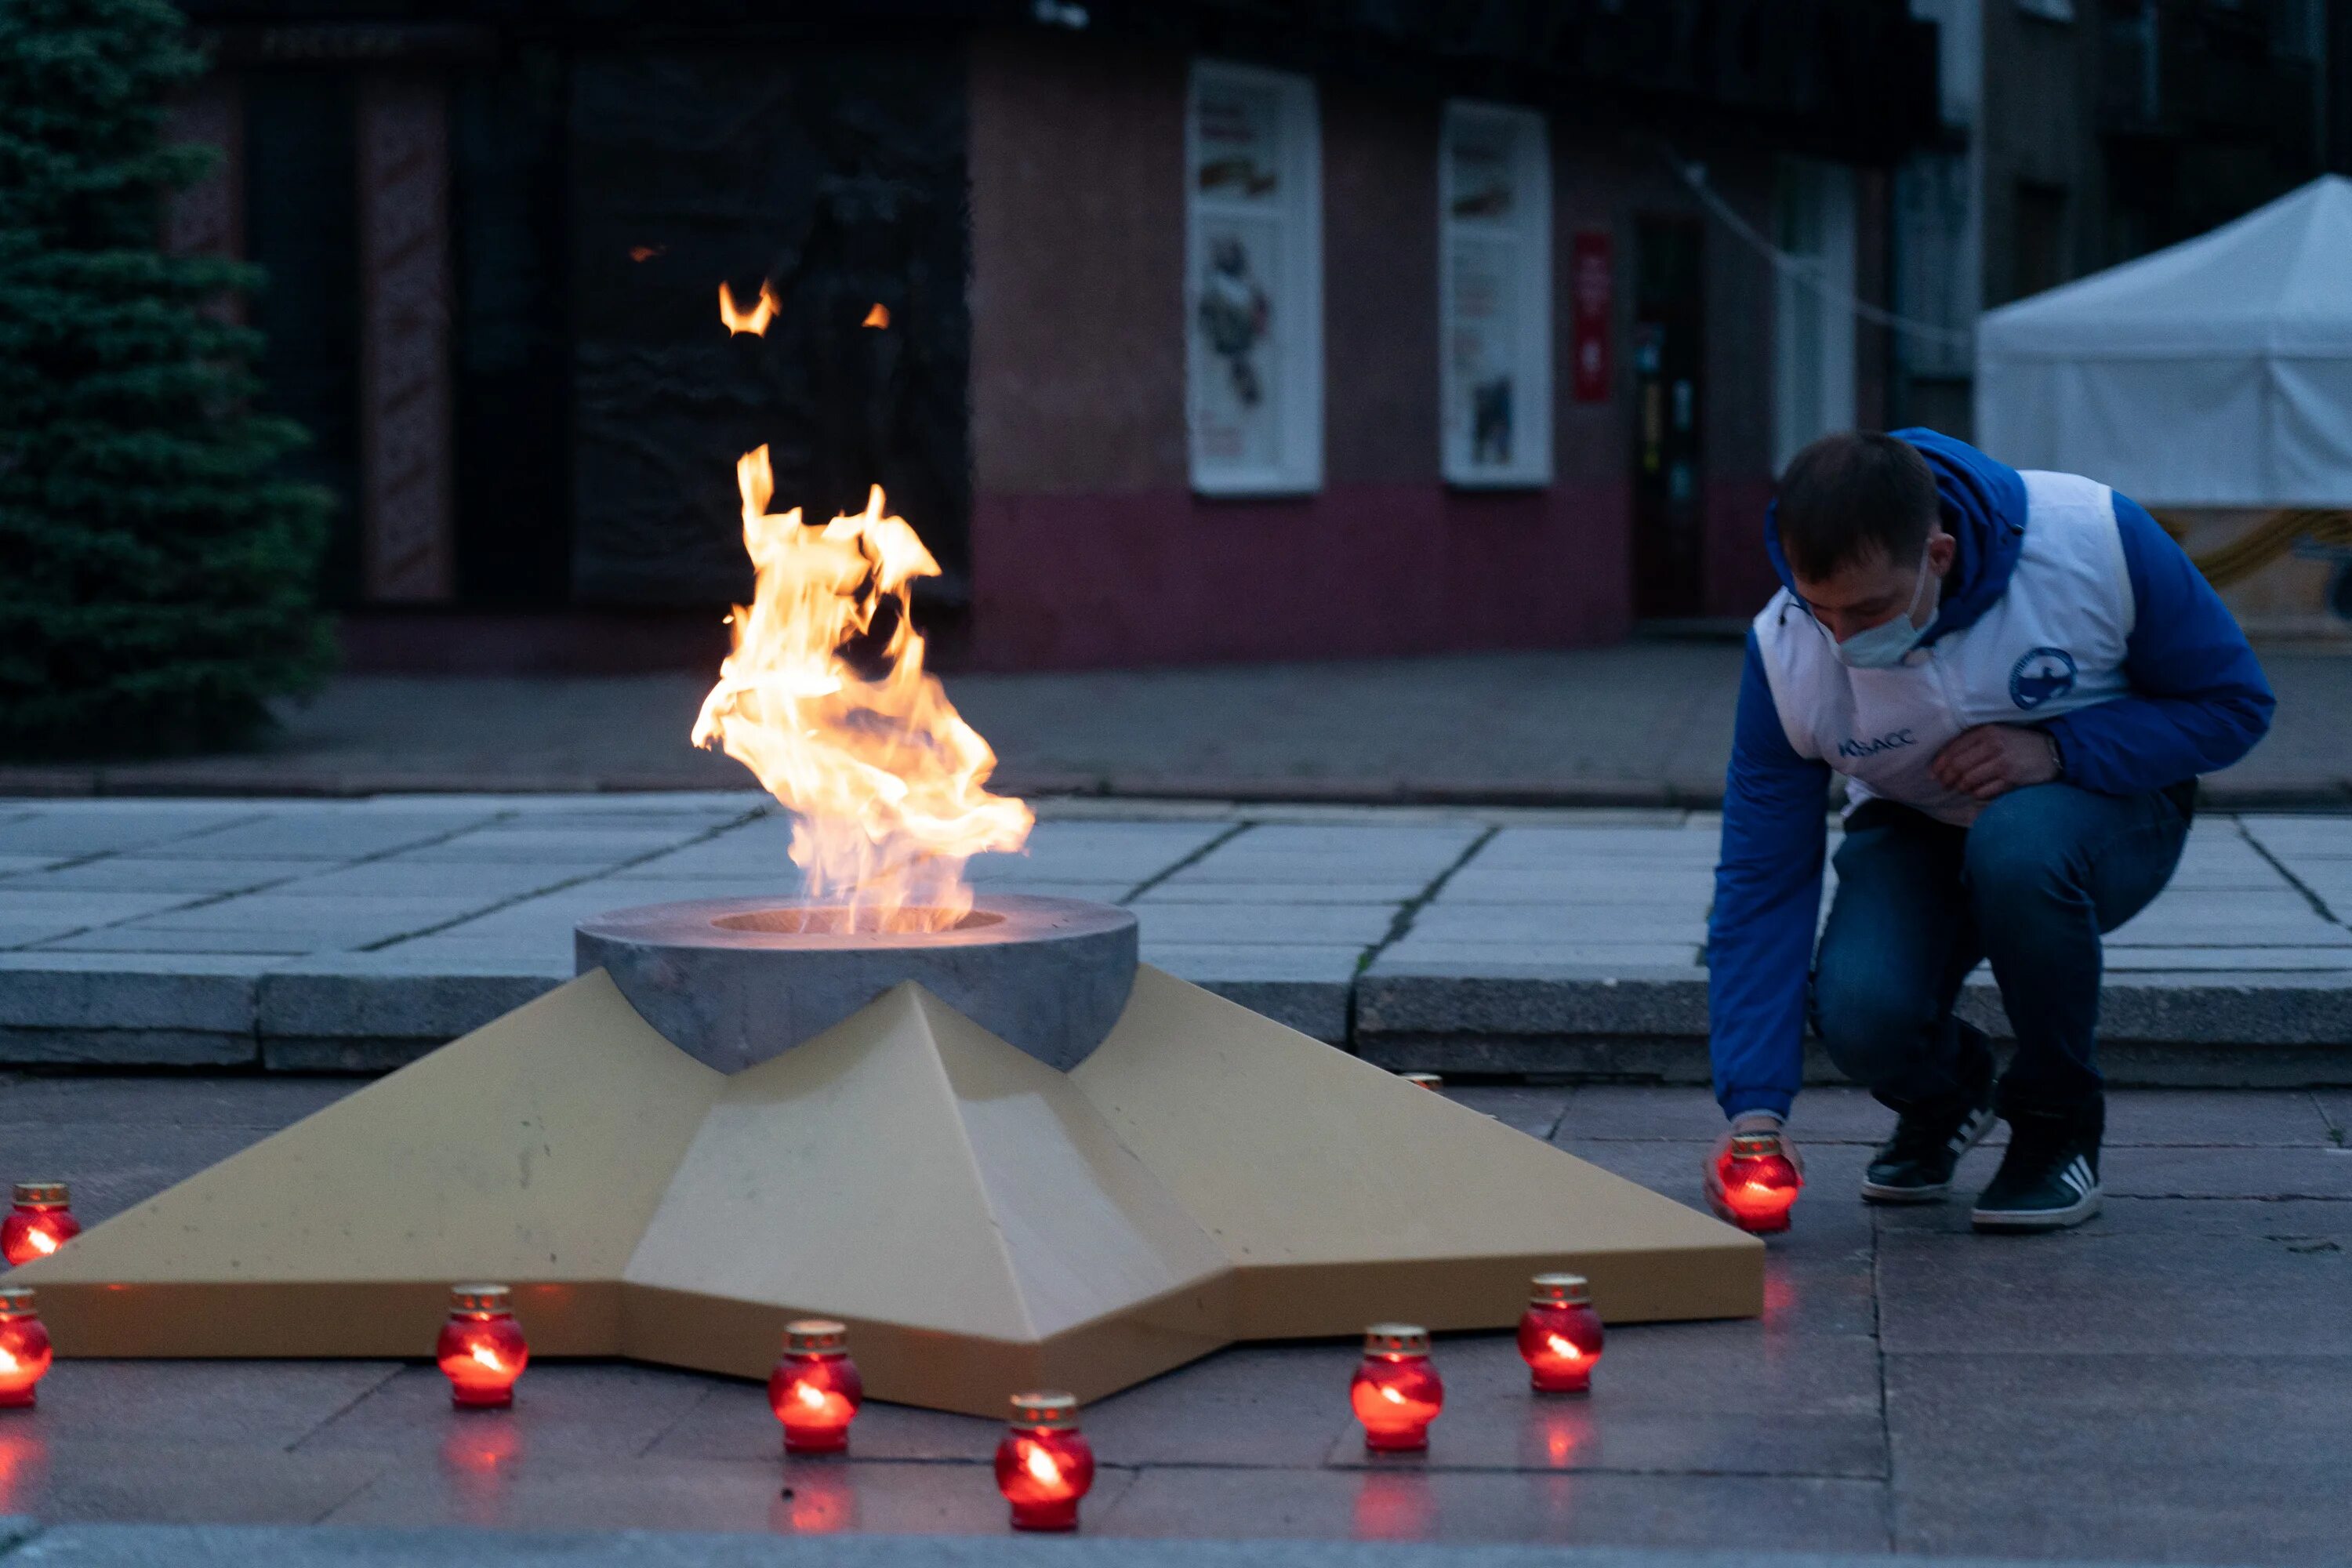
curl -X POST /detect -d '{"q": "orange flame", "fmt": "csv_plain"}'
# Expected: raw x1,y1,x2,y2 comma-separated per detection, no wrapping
720,280,779,336
694,282,1029,928
862,303,891,328
25,1231,55,1258
1023,1445,1062,1486
1545,1334,1581,1360
469,1343,506,1374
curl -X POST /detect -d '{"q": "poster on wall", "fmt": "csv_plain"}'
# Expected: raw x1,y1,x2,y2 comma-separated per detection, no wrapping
1188,63,1321,495
1440,103,1551,488
1571,230,1613,403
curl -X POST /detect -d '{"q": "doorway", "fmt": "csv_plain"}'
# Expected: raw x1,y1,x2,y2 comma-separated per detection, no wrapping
1632,217,1704,618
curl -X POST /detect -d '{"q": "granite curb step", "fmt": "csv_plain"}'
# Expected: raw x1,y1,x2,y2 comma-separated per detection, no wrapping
3,767,2348,810
0,1522,2257,1568
3,958,2349,1086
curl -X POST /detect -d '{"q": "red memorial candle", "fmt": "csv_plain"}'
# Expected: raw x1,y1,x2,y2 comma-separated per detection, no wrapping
437,1283,528,1407
769,1319,862,1454
1715,1131,1803,1233
2,1184,81,1268
0,1287,51,1409
1350,1323,1444,1452
994,1392,1094,1531
1517,1272,1605,1393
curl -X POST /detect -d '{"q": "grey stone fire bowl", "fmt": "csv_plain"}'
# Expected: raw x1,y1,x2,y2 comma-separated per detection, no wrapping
573,894,1139,1075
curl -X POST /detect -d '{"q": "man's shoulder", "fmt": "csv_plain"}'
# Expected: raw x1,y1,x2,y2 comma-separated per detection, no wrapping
2016,469,2115,519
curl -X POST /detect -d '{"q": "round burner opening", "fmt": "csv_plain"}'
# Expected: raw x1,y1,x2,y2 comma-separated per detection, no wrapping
711,906,1009,938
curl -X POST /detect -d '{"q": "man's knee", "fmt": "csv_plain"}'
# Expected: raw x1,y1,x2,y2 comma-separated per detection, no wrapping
1964,786,2083,910
1809,960,1929,1090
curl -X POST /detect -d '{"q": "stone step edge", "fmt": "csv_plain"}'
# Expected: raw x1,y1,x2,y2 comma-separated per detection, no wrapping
3,964,2350,1084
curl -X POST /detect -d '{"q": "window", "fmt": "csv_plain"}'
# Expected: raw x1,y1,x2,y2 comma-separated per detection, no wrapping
1772,158,1857,474
1186,61,1322,496
2012,180,2069,301
1439,101,1552,488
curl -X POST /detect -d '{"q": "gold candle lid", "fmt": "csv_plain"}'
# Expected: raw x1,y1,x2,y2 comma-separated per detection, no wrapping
11,1182,67,1207
448,1283,512,1315
1008,1390,1080,1429
1727,1132,1783,1160
0,1286,35,1318
1363,1323,1430,1356
1399,1073,1444,1091
1530,1272,1592,1307
784,1319,848,1355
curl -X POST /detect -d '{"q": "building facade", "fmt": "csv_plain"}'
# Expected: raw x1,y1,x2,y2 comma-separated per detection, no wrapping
168,1,1940,671
1890,0,2338,441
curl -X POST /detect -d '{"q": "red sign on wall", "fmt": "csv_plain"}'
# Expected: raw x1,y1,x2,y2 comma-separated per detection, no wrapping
1570,230,1613,404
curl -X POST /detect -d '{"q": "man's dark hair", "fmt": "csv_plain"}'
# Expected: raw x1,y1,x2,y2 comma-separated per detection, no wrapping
1774,432,1941,581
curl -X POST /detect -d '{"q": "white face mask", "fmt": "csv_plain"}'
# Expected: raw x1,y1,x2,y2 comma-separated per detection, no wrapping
1829,547,1935,670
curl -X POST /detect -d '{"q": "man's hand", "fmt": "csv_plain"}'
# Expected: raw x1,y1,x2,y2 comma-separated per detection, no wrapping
1932,724,2060,802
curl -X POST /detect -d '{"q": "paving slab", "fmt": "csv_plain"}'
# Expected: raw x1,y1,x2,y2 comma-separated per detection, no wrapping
1436,1085,1572,1138
0,860,321,895
648,1384,1000,1467
0,809,263,861
321,1454,1123,1535
129,811,505,862
1875,1194,2352,1239
1372,1330,1886,1481
296,1365,715,1461
1886,1354,2352,1566
1875,1229,2352,1356
0,1073,358,1130
1094,1469,1890,1552
0,1439,389,1526
1135,882,1433,906
1133,905,1398,946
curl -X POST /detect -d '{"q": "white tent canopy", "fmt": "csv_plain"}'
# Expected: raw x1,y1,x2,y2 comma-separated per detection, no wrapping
1975,175,2352,508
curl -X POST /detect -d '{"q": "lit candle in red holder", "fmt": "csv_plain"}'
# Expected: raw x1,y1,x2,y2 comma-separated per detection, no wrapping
994,1392,1094,1531
1350,1323,1443,1451
2,1184,81,1268
1715,1132,1803,1234
769,1318,862,1454
437,1283,528,1407
1517,1272,1605,1393
1399,1073,1444,1091
0,1287,52,1408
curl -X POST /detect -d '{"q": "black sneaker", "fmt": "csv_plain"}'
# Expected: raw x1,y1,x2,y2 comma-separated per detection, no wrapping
1971,1102,2103,1232
1860,1085,1998,1203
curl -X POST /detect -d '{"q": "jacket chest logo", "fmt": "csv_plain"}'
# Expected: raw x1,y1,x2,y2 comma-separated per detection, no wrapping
1837,727,1917,760
2009,646,2078,710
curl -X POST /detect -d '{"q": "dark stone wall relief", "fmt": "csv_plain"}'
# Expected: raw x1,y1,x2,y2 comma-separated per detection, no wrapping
568,48,971,608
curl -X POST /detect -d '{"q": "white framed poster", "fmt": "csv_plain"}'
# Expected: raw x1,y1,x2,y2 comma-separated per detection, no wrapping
1187,60,1323,496
1439,100,1552,488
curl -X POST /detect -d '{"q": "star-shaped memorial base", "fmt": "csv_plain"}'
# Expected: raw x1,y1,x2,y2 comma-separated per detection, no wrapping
16,967,1760,1415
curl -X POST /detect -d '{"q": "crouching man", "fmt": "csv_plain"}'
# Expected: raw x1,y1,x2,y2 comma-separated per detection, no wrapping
1705,430,2272,1231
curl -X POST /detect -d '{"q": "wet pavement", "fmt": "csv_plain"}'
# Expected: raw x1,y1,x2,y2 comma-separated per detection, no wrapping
0,1074,2344,1562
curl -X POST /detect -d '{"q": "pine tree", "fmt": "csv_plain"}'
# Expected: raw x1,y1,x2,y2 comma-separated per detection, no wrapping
0,0,332,758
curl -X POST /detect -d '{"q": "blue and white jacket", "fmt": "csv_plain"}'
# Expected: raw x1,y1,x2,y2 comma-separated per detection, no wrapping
1707,430,2274,1120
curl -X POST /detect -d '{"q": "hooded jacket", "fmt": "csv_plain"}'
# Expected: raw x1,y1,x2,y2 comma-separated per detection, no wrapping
1708,430,2274,1120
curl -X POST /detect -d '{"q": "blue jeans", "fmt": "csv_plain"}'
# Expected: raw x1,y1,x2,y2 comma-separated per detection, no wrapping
1809,783,2189,1116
